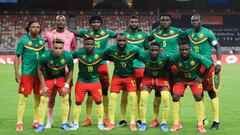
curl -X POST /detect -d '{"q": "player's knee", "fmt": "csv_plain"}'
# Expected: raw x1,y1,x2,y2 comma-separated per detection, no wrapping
172,94,181,102
208,90,217,99
102,88,108,96
75,102,82,105
193,94,203,102
95,100,102,105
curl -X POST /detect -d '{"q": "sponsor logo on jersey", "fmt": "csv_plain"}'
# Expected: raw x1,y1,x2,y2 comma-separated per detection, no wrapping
190,60,195,66
61,59,65,64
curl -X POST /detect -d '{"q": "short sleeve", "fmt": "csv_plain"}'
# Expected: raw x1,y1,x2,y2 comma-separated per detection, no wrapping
208,30,218,46
15,39,25,55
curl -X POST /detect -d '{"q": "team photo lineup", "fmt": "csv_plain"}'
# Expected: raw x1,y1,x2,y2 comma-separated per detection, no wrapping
12,12,223,134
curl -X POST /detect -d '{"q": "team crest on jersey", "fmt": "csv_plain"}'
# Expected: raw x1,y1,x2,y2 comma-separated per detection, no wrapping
158,31,162,34
94,54,99,59
137,34,142,39
178,62,182,67
28,41,32,46
100,30,105,35
114,52,118,55
50,60,54,65
190,60,195,66
159,61,163,65
199,33,204,38
61,59,65,64
39,40,43,45
127,34,130,38
65,34,70,39
164,34,167,36
169,30,174,34
82,55,86,59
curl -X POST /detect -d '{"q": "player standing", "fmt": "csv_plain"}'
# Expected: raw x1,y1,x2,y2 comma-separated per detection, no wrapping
185,14,221,129
118,15,149,127
14,20,45,131
43,15,77,128
148,14,184,130
75,15,116,126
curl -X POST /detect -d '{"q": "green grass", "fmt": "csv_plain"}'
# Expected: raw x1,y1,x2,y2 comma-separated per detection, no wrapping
0,64,240,135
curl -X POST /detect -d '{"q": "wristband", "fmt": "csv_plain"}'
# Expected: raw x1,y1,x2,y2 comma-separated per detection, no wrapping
216,60,222,65
64,83,69,89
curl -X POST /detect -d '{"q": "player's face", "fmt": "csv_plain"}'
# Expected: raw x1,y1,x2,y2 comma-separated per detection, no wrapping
149,45,160,59
90,20,102,31
84,39,95,53
117,35,127,49
191,15,201,29
56,16,66,29
29,22,40,37
160,16,171,29
129,18,139,31
53,43,64,57
179,44,190,59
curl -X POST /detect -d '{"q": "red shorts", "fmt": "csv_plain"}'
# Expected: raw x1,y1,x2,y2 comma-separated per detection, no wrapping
40,77,69,97
98,64,109,89
18,75,40,95
110,75,136,93
141,77,169,92
75,81,102,103
203,65,215,91
134,68,144,78
173,82,203,95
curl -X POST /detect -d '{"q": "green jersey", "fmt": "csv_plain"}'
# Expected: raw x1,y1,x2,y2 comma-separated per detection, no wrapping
185,27,218,61
123,30,149,68
77,29,116,51
138,51,169,78
169,52,212,81
104,44,143,78
39,50,73,79
15,35,45,76
72,49,103,83
150,26,184,54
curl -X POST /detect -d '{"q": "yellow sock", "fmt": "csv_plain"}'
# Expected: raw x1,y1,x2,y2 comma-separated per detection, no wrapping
17,94,28,123
38,96,48,125
153,96,161,119
96,103,104,123
202,96,206,119
120,90,128,120
128,92,137,123
211,97,219,122
86,96,93,119
61,95,69,124
103,95,109,118
33,95,40,122
109,92,118,123
172,101,180,125
139,91,149,123
196,100,204,126
161,91,170,123
136,91,141,120
73,105,81,123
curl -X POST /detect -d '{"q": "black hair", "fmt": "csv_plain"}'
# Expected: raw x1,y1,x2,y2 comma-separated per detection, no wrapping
178,36,190,46
150,42,160,47
152,21,160,30
84,37,95,41
52,38,64,44
25,20,41,34
159,13,171,20
89,15,103,24
129,15,138,20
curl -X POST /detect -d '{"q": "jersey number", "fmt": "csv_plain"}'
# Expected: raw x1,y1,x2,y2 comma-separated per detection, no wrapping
120,62,127,68
194,46,199,53
184,73,192,78
163,40,167,48
36,52,39,59
87,66,93,72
